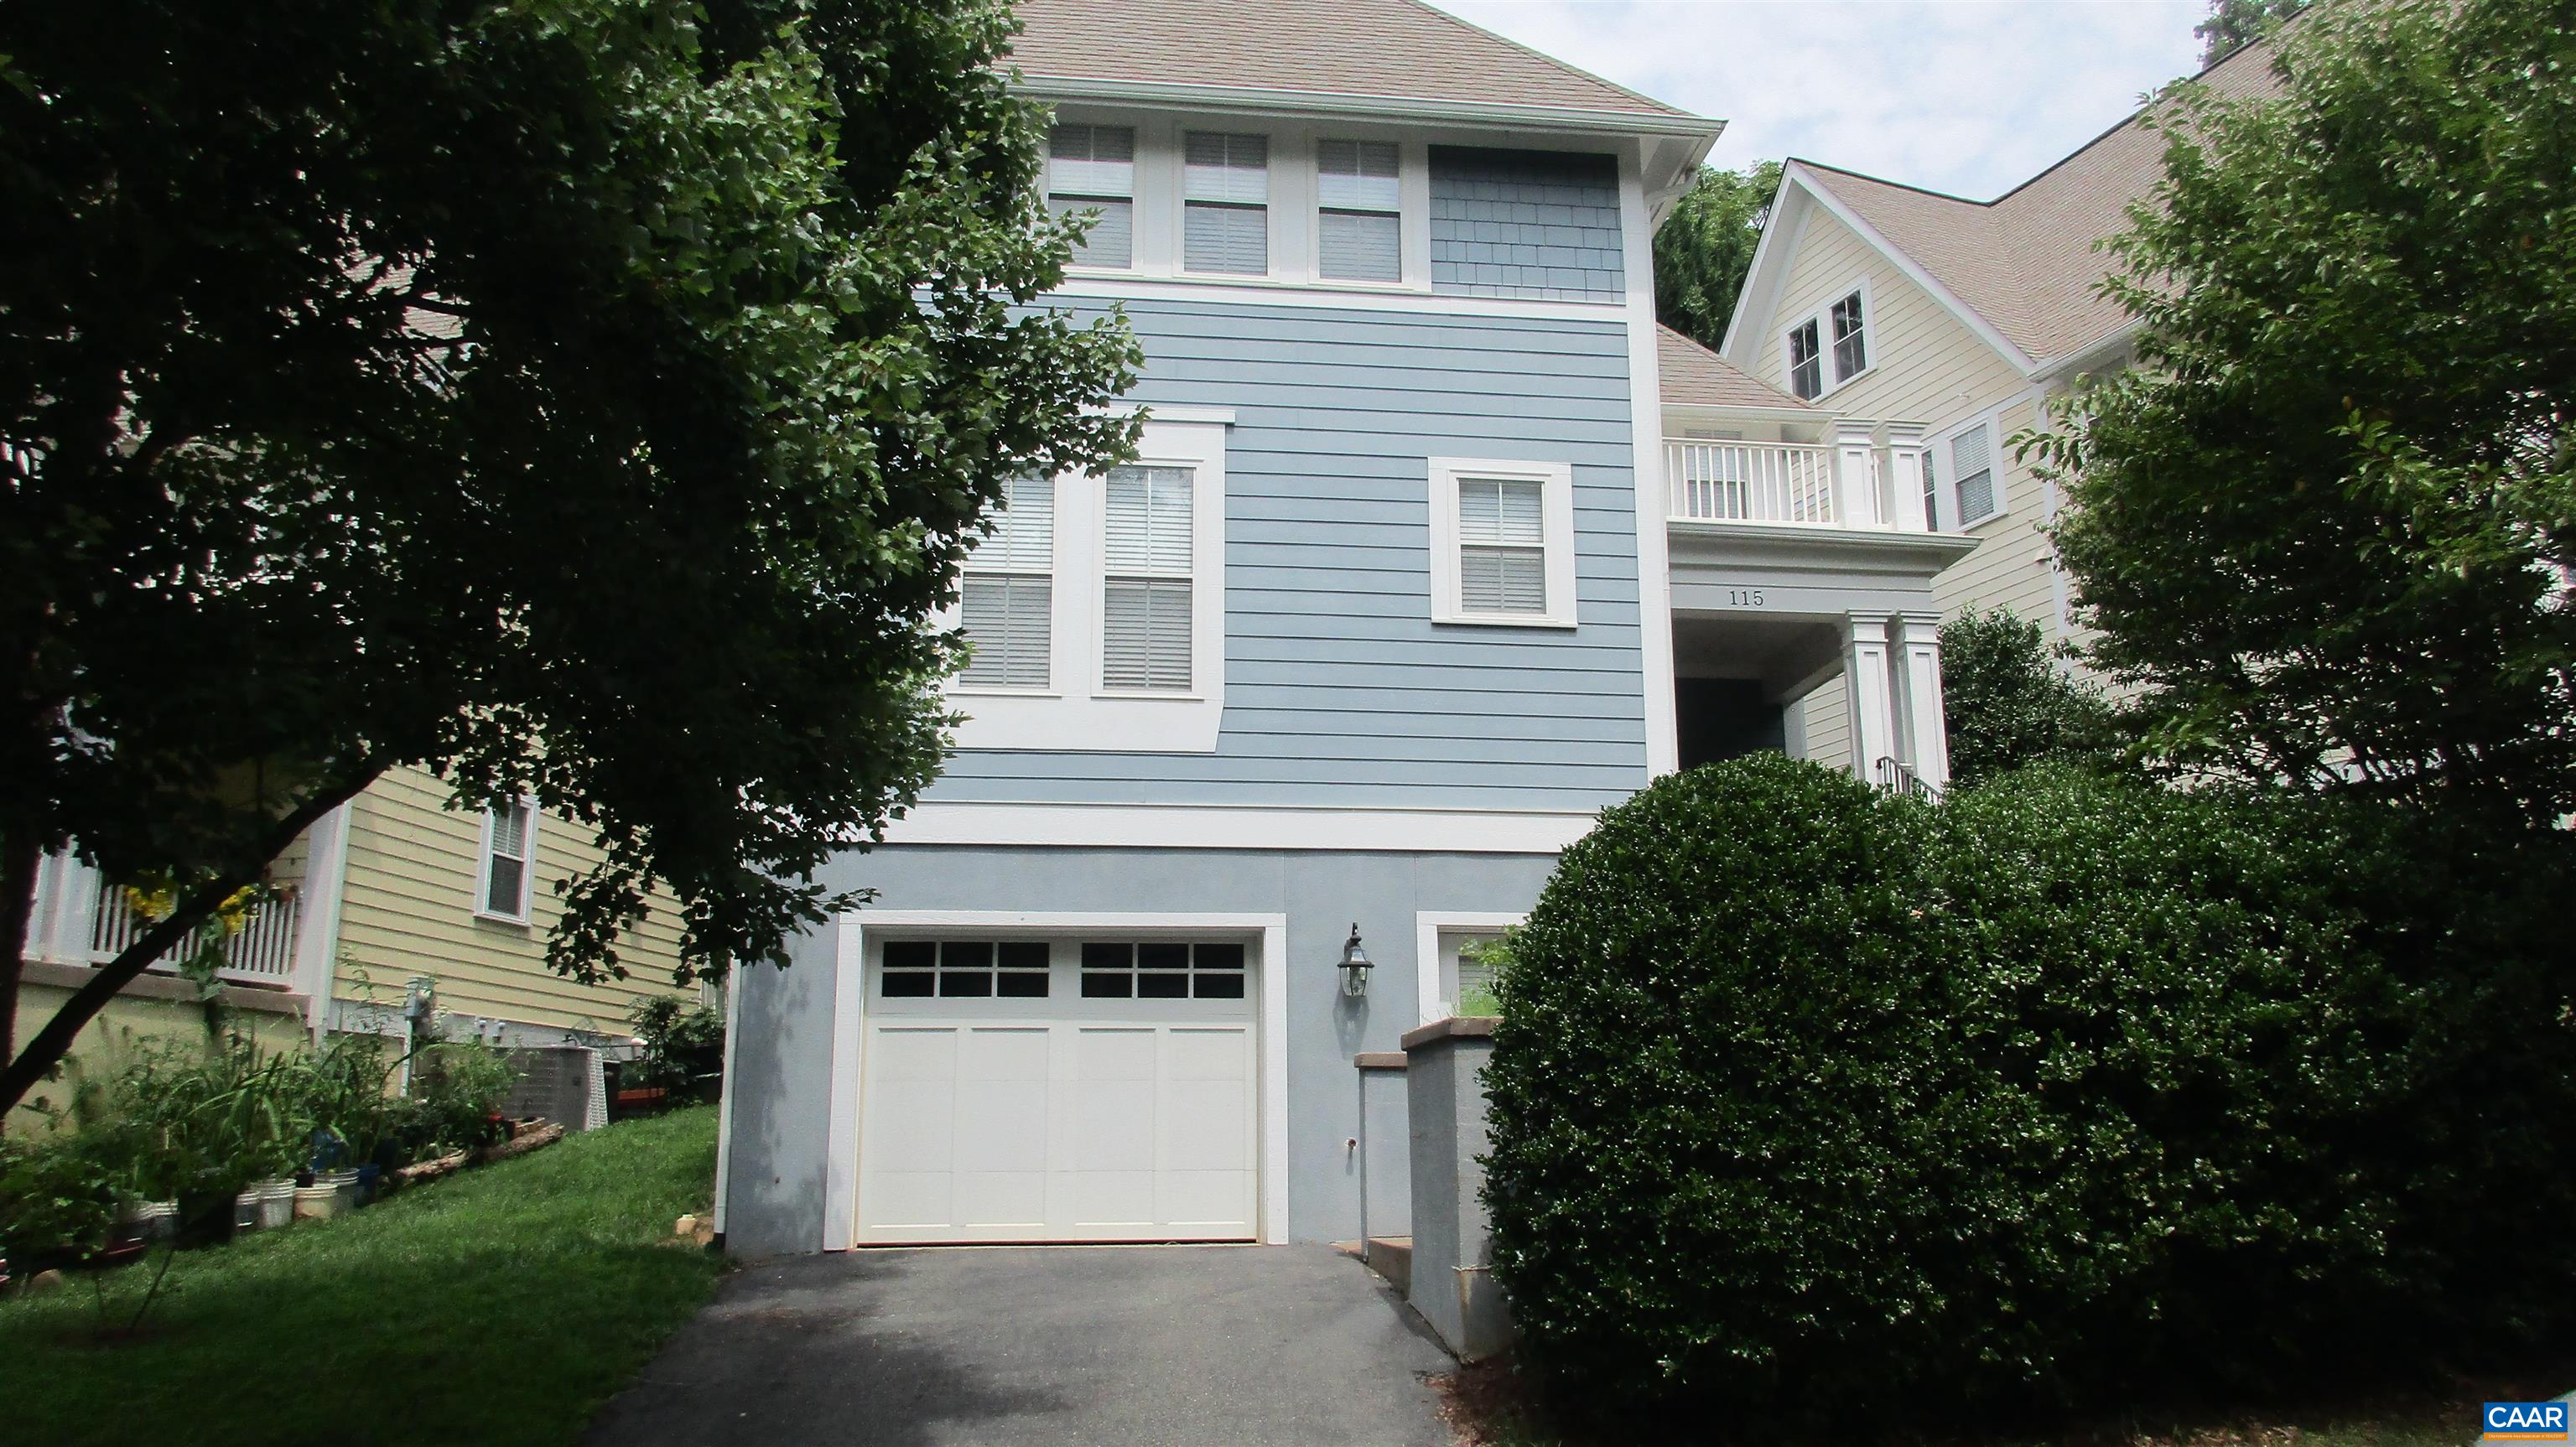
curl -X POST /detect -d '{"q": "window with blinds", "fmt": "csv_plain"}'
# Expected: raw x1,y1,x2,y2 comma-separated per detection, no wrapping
959,476,1054,688
1950,423,1998,525
1830,290,1868,381
480,801,533,920
1048,124,1135,268
1786,318,1823,400
1457,478,1547,615
1317,139,1400,282
1183,132,1269,275
1102,465,1193,691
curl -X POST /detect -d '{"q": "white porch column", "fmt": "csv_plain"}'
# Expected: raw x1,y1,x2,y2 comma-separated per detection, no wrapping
1843,614,1898,788
1881,422,1931,532
1831,418,1881,527
1896,610,1952,791
292,801,356,1038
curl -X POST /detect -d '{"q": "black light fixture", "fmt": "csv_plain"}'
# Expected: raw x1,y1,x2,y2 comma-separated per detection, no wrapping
1337,923,1373,997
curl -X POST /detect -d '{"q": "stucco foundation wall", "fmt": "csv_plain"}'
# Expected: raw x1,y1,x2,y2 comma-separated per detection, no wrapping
721,843,1558,1258
8,973,306,1132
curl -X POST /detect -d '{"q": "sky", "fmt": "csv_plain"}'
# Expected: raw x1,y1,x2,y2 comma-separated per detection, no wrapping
1424,1,2210,200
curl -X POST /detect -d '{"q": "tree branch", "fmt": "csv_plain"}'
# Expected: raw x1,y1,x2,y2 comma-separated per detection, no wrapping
0,762,388,1118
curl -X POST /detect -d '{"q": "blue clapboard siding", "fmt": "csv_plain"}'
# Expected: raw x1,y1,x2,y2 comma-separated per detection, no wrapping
1429,148,1625,302
929,294,1648,813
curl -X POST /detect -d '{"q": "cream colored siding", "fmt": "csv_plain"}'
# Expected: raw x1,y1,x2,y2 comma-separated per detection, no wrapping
331,765,688,1032
1759,205,2070,766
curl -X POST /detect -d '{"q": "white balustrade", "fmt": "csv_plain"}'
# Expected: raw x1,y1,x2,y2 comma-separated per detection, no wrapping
25,851,302,985
1666,427,1932,533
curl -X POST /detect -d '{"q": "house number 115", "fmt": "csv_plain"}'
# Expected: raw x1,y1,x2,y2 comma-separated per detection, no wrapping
1727,589,1767,608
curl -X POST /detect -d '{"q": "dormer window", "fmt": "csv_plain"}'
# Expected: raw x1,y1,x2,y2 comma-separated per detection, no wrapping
1317,139,1400,282
1048,124,1135,268
1183,132,1270,275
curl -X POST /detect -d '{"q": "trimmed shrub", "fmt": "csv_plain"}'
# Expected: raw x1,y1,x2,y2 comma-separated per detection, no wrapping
1483,753,2576,1424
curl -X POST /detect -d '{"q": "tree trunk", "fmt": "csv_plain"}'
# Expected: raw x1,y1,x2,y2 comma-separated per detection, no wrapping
0,765,386,1118
0,832,41,1128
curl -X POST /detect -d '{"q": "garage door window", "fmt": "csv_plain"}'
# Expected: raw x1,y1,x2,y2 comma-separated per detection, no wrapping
880,940,1051,998
1078,941,1245,999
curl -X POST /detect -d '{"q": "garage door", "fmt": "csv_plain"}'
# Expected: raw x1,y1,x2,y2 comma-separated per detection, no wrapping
854,936,1258,1244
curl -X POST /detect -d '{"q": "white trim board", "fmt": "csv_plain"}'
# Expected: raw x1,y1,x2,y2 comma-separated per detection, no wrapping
878,801,1599,853
819,910,1292,1251
1620,139,1680,778
1415,910,1528,1027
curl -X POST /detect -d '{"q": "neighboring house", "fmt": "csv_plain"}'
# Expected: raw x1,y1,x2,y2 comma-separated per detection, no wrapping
718,0,1974,1256
15,764,688,1121
1716,34,2284,760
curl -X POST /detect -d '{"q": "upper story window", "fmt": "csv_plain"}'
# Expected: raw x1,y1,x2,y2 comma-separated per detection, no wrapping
1317,139,1400,282
476,801,535,922
1102,465,1195,692
958,476,1055,689
1932,417,2006,528
1784,280,1872,400
1048,124,1135,268
1428,457,1576,629
1786,319,1823,400
1183,132,1269,275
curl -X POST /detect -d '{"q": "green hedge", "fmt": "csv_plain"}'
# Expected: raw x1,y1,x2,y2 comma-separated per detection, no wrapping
1483,754,2576,1423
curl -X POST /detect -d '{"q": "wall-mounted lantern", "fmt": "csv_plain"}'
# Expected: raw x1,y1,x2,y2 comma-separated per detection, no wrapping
1337,924,1373,998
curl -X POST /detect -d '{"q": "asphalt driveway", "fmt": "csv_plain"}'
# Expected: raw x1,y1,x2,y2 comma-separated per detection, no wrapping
582,1243,1457,1447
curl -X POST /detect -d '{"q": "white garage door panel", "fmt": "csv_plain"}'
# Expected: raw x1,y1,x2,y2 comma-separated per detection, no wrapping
855,989,1258,1244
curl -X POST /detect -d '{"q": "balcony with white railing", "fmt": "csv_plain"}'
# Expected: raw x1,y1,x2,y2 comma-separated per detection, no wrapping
23,851,304,988
1665,419,1933,535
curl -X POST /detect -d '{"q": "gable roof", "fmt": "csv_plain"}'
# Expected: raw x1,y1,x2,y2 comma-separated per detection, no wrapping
1656,324,1808,411
1739,24,2289,369
1009,0,1702,127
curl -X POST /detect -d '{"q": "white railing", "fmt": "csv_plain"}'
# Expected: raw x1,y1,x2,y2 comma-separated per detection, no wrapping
1666,439,1841,526
24,851,303,987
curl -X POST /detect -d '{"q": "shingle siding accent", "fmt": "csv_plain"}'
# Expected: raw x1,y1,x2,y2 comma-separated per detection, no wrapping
1427,148,1623,302
934,295,1647,812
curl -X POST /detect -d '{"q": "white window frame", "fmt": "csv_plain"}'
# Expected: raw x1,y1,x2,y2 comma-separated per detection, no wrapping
473,798,537,924
953,476,1058,695
1931,407,2010,529
1415,911,1526,1025
1178,129,1272,279
1427,457,1577,630
1313,137,1404,285
1780,277,1874,401
1046,122,1136,272
1095,464,1197,697
945,412,1230,753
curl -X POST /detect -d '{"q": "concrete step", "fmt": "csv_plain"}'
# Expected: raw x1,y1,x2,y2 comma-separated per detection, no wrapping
1363,1236,1413,1294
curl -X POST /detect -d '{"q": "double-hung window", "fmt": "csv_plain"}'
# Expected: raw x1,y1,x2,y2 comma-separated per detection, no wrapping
1047,124,1135,268
1830,289,1868,382
1102,464,1195,691
1786,318,1823,400
1428,458,1576,628
1784,281,1872,399
1183,132,1269,275
958,476,1055,689
1316,139,1400,282
477,800,534,922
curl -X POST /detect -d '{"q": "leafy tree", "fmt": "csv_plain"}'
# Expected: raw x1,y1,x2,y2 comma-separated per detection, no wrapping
2196,0,2314,65
1939,609,2119,787
0,0,1140,1115
2032,0,2576,827
1652,162,1782,349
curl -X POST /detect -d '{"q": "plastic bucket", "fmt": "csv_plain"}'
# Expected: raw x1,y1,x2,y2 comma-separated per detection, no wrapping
256,1180,296,1231
292,1185,340,1221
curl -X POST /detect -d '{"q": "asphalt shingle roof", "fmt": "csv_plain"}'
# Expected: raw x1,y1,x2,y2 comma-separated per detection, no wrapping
1795,33,2286,362
1008,0,1696,120
1658,324,1808,410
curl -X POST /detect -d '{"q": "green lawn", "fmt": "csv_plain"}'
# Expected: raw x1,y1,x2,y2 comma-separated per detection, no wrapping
2,1107,724,1447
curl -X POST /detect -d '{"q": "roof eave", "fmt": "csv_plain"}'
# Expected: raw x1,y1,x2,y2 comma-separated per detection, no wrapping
1015,73,1726,141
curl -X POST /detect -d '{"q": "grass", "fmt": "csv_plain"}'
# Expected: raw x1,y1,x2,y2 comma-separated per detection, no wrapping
1432,1356,2516,1447
1,1107,724,1447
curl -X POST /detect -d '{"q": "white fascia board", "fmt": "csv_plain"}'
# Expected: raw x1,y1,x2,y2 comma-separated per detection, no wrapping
1774,163,2037,375
1717,176,1809,364
1016,75,1727,143
879,801,1597,853
2028,319,2142,386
